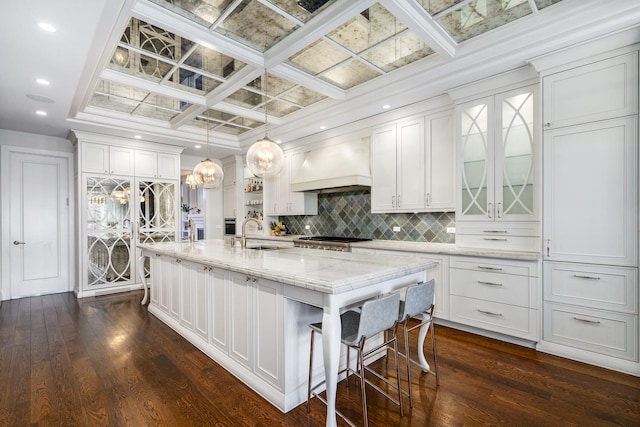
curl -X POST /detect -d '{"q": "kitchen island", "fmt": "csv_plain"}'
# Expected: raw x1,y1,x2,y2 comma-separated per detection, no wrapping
138,240,436,427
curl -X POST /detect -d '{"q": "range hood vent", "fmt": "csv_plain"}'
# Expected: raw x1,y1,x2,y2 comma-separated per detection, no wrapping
290,138,371,193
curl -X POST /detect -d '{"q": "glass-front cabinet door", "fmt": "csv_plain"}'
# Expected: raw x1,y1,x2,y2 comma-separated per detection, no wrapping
458,86,538,222
85,177,133,287
496,87,537,220
459,96,495,220
137,180,177,278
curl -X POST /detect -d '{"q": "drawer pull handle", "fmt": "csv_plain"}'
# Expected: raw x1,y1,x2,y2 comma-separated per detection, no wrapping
155,253,161,257
483,230,508,233
573,317,600,325
483,238,508,241
478,281,502,287
573,274,601,280
477,266,503,271
175,259,181,263
477,309,502,317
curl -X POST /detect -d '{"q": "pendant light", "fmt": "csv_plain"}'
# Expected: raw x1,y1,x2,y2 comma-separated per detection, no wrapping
246,69,284,178
185,174,199,189
193,109,224,189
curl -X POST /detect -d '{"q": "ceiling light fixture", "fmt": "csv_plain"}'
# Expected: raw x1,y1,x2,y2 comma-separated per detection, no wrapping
185,174,199,190
36,78,50,86
37,22,56,32
382,104,391,109
36,110,47,116
246,69,284,178
134,135,142,139
193,109,224,189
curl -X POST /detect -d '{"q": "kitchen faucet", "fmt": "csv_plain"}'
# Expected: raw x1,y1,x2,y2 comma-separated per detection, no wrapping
241,218,263,248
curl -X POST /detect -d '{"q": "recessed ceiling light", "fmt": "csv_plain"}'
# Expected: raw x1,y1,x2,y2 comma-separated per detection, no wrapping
36,110,47,116
382,104,391,109
134,135,142,139
36,78,50,86
195,144,201,149
319,125,326,130
275,140,283,144
37,22,56,32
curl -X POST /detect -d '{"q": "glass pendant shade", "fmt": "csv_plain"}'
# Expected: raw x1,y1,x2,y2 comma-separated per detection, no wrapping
246,136,285,178
185,173,200,189
193,158,224,189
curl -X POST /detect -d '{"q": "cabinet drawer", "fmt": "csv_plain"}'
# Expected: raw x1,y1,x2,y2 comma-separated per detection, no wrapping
451,295,538,340
543,302,638,361
544,262,637,313
450,256,537,277
451,268,530,307
456,233,540,252
457,222,541,237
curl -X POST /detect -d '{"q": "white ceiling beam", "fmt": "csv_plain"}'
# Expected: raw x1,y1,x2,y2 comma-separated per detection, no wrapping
381,0,456,59
100,68,205,105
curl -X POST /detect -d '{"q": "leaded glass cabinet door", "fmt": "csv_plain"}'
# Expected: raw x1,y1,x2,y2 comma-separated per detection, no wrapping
138,180,177,277
86,177,133,287
496,86,538,221
458,97,495,220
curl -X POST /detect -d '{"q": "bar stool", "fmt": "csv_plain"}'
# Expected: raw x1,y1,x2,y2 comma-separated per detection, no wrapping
395,279,440,407
307,292,403,427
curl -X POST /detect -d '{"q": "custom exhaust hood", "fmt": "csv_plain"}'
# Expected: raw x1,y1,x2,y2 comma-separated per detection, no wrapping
290,138,371,193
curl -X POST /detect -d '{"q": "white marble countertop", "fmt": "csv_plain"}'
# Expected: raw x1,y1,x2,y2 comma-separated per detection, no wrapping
242,235,541,261
138,240,436,295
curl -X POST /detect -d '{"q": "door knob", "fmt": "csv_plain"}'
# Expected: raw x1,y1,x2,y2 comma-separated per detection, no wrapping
13,241,26,245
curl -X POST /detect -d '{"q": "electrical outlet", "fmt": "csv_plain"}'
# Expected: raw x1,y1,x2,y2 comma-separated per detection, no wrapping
393,226,401,232
305,225,311,230
447,227,456,233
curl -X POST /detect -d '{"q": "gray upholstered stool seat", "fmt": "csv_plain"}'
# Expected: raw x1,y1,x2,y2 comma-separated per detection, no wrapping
394,279,440,407
307,292,403,427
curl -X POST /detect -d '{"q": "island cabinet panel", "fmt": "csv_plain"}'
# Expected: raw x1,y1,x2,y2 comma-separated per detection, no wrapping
229,272,253,369
209,267,228,350
180,261,196,331
254,278,284,389
150,254,161,306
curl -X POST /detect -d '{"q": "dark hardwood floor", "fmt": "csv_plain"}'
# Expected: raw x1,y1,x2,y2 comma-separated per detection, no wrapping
0,291,638,427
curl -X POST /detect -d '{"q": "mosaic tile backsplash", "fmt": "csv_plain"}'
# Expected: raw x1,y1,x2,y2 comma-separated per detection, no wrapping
281,190,455,243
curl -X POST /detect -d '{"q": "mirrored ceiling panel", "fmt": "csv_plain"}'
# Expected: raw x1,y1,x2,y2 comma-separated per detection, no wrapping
361,31,435,72
416,0,466,16
437,0,533,43
287,39,351,75
148,0,236,28
214,0,299,52
320,59,382,90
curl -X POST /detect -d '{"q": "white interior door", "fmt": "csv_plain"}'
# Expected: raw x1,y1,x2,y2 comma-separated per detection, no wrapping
5,148,71,298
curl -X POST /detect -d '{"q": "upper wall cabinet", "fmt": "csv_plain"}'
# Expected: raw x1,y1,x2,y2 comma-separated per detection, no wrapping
425,110,455,211
542,51,638,129
371,110,455,214
134,150,180,180
371,117,425,213
82,142,134,175
457,85,539,223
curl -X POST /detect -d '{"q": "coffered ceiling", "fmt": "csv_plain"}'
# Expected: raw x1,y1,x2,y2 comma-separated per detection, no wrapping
1,0,639,158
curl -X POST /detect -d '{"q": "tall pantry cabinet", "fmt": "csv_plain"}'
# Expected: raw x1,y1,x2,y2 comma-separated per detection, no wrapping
70,131,183,298
536,48,639,375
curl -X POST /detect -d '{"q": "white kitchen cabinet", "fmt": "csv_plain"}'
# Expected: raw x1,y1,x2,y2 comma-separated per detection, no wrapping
542,51,638,129
425,110,455,211
228,271,283,388
134,150,179,179
223,162,237,219
81,142,134,175
254,276,284,389
449,256,540,341
180,260,197,331
264,153,317,216
209,266,228,350
543,117,637,266
371,117,425,212
229,271,253,369
456,85,540,251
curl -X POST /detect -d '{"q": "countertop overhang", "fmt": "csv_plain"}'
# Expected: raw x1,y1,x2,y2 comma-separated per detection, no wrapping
138,240,436,295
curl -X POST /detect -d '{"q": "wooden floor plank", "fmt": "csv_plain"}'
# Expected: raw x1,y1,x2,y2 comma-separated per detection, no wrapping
0,291,638,427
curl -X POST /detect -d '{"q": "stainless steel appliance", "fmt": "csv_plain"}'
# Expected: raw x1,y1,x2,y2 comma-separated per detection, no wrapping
224,218,236,235
293,236,372,252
